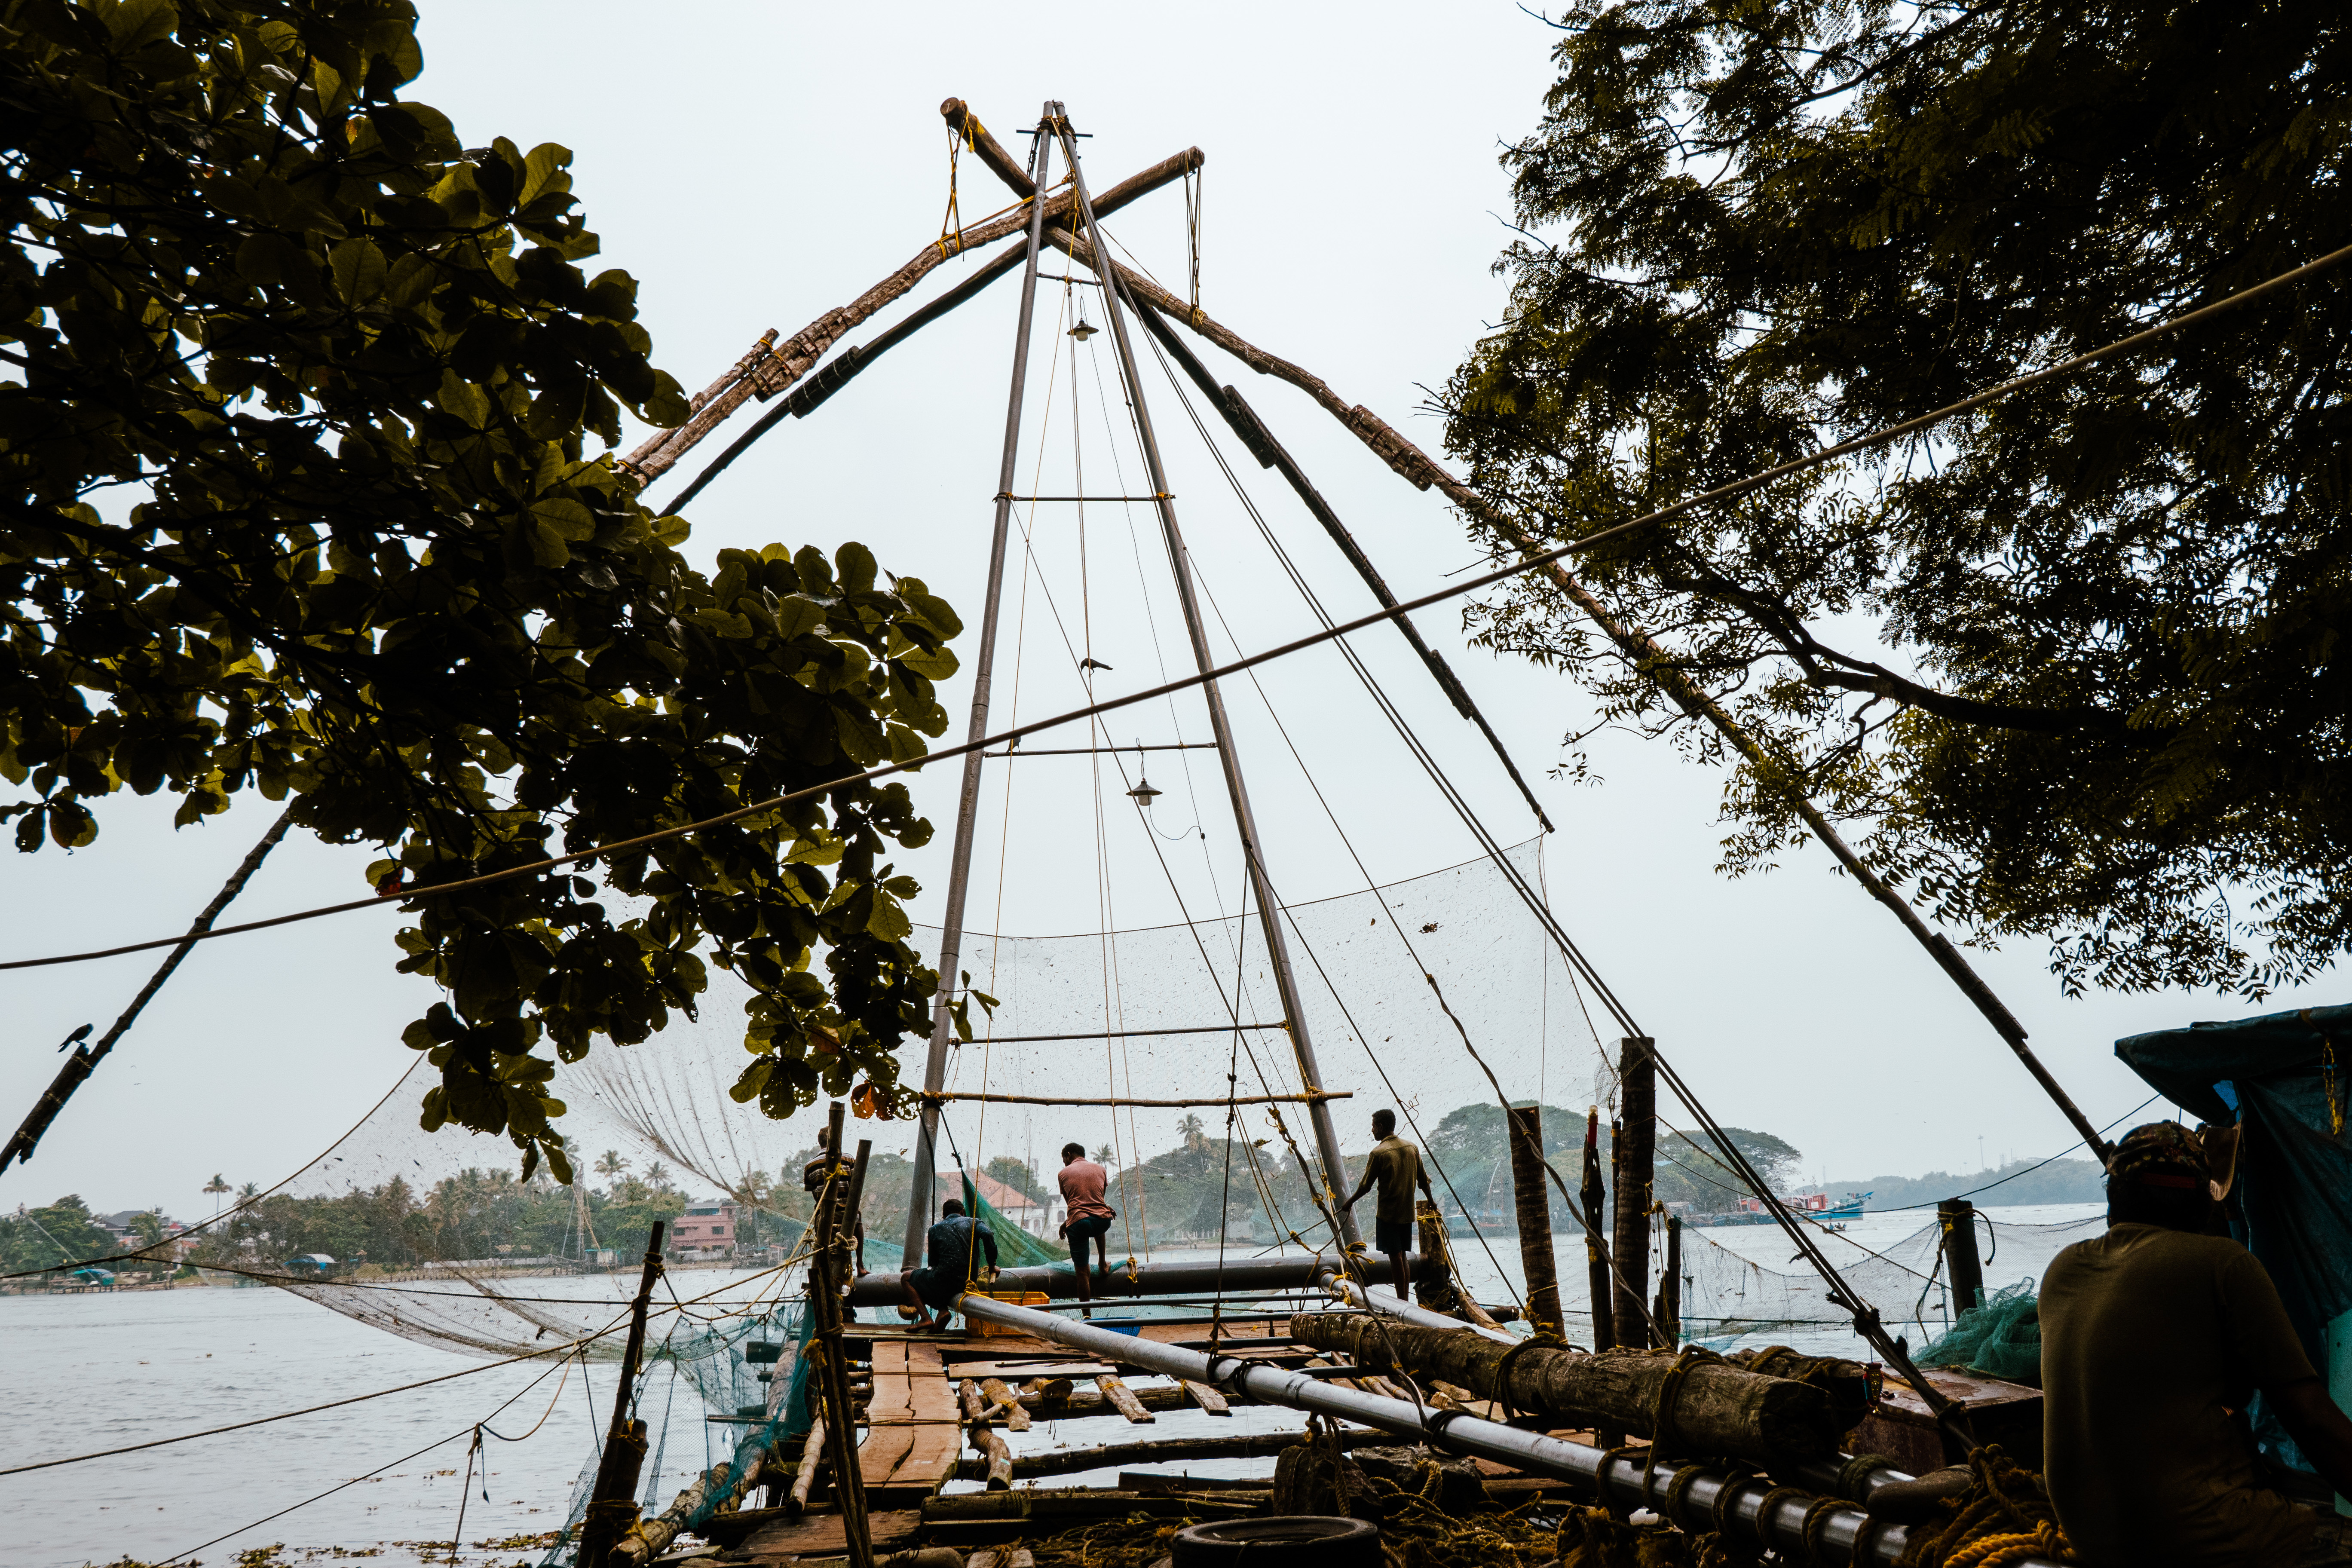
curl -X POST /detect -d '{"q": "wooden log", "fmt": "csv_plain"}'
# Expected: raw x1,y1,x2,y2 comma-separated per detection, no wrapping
1096,1374,1155,1424
1939,1198,1984,1315
980,1377,1033,1432
971,1423,1014,1490
1660,1215,1682,1346
1022,1376,1075,1403
790,1417,827,1513
938,99,1037,199
960,1378,990,1422
1612,1039,1657,1348
1728,1346,1876,1434
622,149,1203,483
1507,1105,1564,1338
1183,1380,1232,1416
1289,1313,1839,1467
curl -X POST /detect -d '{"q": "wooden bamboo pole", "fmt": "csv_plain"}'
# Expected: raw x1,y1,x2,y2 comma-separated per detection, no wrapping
578,1221,665,1568
940,99,1038,199
619,144,1203,485
811,1104,874,1568
971,1424,1015,1490
1506,1106,1563,1338
1096,1375,1155,1424
1659,1214,1683,1347
1580,1109,1614,1354
1939,1198,1984,1317
1611,1040,1656,1349
789,1418,826,1513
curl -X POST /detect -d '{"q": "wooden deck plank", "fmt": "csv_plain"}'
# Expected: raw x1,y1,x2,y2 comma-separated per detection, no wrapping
728,1507,922,1562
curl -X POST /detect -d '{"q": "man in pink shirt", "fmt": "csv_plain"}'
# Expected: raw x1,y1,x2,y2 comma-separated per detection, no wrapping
1057,1142,1115,1312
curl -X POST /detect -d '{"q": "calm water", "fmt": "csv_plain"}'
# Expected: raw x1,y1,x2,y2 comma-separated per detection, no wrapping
2,1205,2104,1568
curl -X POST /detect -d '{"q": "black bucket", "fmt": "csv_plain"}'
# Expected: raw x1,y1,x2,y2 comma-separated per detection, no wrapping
1168,1516,1381,1568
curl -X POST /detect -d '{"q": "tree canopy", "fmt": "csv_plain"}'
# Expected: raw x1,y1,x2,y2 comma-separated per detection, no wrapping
1448,0,2352,996
0,0,961,1178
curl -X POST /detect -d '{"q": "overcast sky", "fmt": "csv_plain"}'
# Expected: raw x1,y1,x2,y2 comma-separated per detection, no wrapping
3,2,2335,1224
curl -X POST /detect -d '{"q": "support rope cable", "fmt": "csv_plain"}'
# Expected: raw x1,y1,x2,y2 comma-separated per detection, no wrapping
1139,337,1938,1388
154,1349,579,1568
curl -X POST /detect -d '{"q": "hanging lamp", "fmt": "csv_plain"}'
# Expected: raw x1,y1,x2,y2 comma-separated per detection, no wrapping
1069,314,1098,342
1127,777,1162,804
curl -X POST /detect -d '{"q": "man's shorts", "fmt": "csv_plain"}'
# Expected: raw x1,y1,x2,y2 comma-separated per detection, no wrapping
908,1265,957,1311
1375,1216,1415,1256
1066,1214,1112,1250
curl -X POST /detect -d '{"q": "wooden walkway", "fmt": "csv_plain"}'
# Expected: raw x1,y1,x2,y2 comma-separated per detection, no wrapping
853,1317,1300,1498
723,1314,1320,1561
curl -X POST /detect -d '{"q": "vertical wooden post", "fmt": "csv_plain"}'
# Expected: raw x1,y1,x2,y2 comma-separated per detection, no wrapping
1505,1105,1563,1338
812,1103,875,1568
1580,1108,1615,1354
1939,1198,1984,1317
579,1220,666,1568
1611,1038,1656,1349
1656,1215,1682,1348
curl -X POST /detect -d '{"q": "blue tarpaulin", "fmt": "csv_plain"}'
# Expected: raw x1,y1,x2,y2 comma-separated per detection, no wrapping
2116,1001,2352,1471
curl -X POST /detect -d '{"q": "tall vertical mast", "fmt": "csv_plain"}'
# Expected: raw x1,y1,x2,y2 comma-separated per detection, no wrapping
902,110,1059,1264
1055,116,1360,1249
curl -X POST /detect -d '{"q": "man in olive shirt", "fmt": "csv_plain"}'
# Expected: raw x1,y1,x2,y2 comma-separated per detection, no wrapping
1342,1108,1433,1301
2041,1121,2352,1565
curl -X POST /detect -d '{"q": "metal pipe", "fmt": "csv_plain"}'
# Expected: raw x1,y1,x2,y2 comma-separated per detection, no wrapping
845,1251,1391,1308
953,1295,2020,1567
1323,1273,1516,1345
1054,113,1360,1249
902,112,1059,1266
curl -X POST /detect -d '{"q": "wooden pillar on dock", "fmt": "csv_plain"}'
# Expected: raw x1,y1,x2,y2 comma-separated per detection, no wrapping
579,1220,665,1568
1611,1037,1656,1348
1506,1104,1563,1338
1654,1215,1681,1347
811,1101,876,1568
1939,1197,1984,1317
1580,1108,1615,1354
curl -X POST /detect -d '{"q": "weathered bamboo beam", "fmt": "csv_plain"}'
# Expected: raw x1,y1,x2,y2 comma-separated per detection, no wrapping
621,146,1202,484
1612,1040,1657,1349
1184,1380,1232,1416
940,99,1037,199
1288,1313,1839,1467
789,1416,826,1513
971,1423,1014,1491
959,1378,990,1422
1507,1106,1563,1338
1022,1376,1075,1403
980,1376,1033,1431
1580,1109,1615,1355
1097,1374,1155,1424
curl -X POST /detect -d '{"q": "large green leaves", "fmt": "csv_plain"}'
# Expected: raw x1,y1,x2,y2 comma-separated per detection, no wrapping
0,0,958,1173
1448,0,2352,997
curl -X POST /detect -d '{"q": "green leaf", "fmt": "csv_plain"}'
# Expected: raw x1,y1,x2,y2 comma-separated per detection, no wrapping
329,237,388,304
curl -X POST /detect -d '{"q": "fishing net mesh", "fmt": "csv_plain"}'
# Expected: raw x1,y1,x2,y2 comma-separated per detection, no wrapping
112,835,2098,1556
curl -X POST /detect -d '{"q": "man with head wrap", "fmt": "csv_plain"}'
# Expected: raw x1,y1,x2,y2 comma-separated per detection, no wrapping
2040,1121,2352,1564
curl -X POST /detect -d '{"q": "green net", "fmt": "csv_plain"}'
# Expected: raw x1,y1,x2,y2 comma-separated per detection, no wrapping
1916,1282,2043,1385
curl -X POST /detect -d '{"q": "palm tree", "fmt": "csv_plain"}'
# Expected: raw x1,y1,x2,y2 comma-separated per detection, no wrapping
1093,1144,1117,1166
1175,1113,1207,1151
643,1161,674,1194
203,1173,230,1221
595,1149,631,1181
